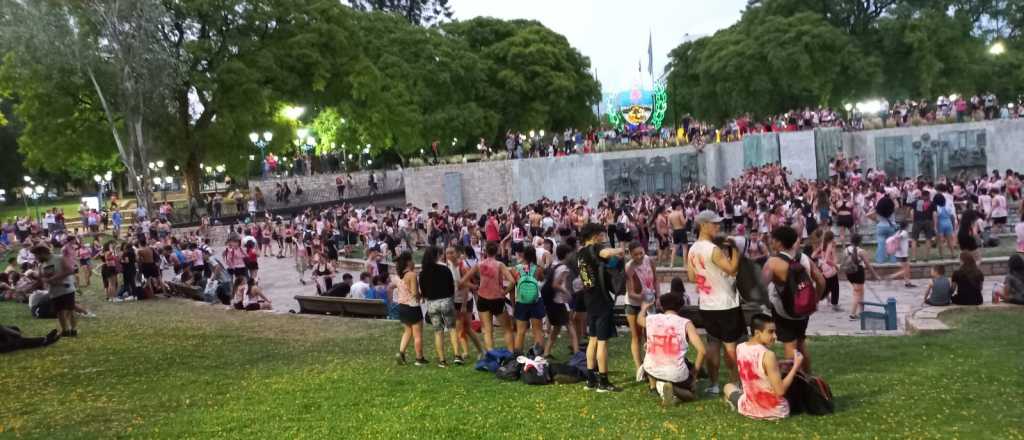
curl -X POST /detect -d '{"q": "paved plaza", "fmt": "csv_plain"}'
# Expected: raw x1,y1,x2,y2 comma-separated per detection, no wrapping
236,249,1003,336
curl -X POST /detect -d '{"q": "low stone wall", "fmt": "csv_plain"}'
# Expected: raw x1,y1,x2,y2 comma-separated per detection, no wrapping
905,303,1018,334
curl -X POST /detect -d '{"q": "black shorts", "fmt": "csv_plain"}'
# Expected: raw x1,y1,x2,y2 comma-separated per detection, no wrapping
511,241,524,255
587,304,616,341
672,229,687,246
837,215,854,228
140,262,160,279
52,292,76,312
700,307,746,343
245,261,259,271
993,216,1007,225
846,268,866,284
570,292,587,313
911,221,935,240
454,297,474,313
657,235,670,250
398,304,423,325
477,297,507,315
546,303,569,326
228,268,248,278
772,311,809,343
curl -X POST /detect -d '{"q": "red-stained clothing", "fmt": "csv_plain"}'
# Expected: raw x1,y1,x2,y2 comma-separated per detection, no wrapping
737,342,790,420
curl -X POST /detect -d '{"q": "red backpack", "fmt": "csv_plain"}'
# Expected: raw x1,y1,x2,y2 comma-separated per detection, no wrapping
778,252,818,317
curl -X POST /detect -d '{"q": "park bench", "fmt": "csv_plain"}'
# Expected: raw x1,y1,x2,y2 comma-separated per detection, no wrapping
166,281,203,301
294,295,389,319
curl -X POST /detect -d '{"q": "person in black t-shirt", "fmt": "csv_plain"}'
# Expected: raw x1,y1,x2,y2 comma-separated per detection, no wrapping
910,186,936,261
576,223,625,393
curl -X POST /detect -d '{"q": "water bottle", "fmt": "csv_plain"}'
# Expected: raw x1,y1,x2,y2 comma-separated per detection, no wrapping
992,282,1002,304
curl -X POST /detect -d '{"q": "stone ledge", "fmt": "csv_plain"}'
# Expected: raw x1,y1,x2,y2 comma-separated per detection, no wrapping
905,303,1017,334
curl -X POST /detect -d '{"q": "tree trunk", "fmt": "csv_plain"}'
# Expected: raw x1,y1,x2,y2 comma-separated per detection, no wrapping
183,151,202,198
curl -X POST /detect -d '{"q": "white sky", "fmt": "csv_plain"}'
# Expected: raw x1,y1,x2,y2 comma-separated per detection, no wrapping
451,0,747,94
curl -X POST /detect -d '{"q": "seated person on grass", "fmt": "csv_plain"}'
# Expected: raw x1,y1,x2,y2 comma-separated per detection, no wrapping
996,254,1024,305
923,265,952,306
724,313,804,421
637,292,705,406
231,276,272,311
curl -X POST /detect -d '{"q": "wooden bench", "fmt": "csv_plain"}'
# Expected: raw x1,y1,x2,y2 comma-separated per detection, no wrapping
166,281,203,301
294,295,389,319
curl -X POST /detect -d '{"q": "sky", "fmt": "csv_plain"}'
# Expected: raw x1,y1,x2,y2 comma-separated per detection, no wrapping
450,0,748,94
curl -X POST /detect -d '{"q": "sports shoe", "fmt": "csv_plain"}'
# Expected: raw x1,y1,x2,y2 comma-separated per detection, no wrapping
831,304,843,312
396,352,406,366
597,380,622,393
414,358,428,367
453,356,465,366
438,360,449,369
705,384,721,396
584,375,598,391
658,381,678,406
904,282,918,288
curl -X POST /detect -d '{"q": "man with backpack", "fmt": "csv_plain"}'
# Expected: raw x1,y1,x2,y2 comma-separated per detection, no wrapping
576,223,626,392
761,226,826,373
541,244,575,358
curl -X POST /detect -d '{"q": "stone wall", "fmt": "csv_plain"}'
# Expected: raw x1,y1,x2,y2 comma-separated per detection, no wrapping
402,119,1024,212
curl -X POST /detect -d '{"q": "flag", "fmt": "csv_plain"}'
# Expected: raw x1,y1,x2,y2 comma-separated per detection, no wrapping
647,31,654,77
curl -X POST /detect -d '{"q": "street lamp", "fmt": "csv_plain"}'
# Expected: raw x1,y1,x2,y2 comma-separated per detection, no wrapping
990,41,1006,56
249,130,273,179
23,185,44,222
93,170,113,209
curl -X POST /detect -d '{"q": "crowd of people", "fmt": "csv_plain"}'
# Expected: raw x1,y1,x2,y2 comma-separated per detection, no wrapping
5,147,1024,415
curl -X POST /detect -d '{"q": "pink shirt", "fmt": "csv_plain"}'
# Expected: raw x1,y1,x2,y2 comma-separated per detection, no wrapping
737,343,790,420
642,314,691,383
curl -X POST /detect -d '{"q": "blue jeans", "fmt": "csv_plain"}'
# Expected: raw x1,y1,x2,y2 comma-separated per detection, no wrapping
875,221,896,263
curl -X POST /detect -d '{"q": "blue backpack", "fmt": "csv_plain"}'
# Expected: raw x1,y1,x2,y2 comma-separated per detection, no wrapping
475,348,513,373
567,351,588,377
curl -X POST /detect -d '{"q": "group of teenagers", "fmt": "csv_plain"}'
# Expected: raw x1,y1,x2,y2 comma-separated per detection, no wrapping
383,205,833,420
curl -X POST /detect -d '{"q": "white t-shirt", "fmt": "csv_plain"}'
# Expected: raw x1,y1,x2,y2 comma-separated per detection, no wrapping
991,195,1008,218
689,240,739,311
349,281,370,299
642,314,691,383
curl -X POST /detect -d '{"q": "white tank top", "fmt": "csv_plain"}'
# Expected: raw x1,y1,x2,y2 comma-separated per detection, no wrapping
689,240,739,311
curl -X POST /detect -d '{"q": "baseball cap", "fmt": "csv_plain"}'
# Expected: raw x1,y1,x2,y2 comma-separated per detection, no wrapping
695,210,723,225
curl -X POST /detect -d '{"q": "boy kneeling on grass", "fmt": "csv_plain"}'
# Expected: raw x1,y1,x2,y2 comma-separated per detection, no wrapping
724,313,803,420
638,292,705,406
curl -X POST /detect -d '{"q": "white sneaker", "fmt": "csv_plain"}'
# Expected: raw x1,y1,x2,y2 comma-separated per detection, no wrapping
635,366,646,383
658,381,678,406
705,384,721,396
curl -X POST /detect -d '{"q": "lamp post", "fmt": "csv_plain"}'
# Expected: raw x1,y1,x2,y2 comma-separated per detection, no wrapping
23,185,44,222
153,176,173,201
93,170,113,210
249,131,273,179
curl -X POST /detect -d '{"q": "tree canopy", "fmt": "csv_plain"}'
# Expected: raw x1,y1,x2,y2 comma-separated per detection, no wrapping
668,0,1024,124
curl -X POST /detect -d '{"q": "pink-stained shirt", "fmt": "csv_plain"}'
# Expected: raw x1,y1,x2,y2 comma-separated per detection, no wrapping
737,342,790,420
642,314,691,383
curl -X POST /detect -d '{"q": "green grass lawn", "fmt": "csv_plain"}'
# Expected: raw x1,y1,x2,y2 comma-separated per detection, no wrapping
1,282,1022,439
0,198,86,222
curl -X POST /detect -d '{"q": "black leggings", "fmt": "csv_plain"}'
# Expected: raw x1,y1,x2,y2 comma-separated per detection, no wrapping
825,275,840,305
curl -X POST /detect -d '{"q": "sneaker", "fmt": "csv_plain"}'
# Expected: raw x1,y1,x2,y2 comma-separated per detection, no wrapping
831,304,843,312
67,329,78,338
584,375,598,391
437,360,449,369
904,282,918,288
849,314,860,321
44,329,60,345
414,358,428,367
597,380,622,393
396,352,406,366
658,381,678,406
725,391,738,411
635,366,646,383
704,384,721,396
453,356,465,366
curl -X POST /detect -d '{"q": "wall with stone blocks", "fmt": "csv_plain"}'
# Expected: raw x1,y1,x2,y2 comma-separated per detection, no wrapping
403,119,1024,213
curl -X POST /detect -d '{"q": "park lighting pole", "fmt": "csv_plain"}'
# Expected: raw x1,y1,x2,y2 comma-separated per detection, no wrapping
93,170,112,209
25,185,44,222
249,131,273,179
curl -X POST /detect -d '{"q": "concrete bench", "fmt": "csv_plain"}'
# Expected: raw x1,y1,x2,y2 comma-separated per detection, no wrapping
166,281,202,301
294,295,389,319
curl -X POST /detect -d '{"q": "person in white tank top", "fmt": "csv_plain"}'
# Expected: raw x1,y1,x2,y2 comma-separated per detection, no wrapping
724,313,804,421
687,210,741,396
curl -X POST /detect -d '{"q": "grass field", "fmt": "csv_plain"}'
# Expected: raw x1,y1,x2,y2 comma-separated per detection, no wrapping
0,198,85,222
1,278,1022,439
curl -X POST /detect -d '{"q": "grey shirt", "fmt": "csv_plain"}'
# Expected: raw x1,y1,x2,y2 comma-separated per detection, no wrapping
928,276,952,306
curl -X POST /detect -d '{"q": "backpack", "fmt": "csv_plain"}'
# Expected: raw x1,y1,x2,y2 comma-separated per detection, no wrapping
785,372,835,415
475,348,513,373
840,246,862,275
884,233,901,256
540,263,564,306
567,351,588,377
777,252,818,318
549,363,582,383
520,357,552,385
495,358,522,381
515,265,541,304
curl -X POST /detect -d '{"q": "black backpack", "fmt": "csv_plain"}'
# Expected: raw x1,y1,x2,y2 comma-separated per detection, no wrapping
521,363,552,385
495,358,522,381
540,263,564,306
785,371,835,415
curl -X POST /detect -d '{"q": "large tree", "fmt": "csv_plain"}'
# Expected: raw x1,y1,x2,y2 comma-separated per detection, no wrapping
444,18,601,141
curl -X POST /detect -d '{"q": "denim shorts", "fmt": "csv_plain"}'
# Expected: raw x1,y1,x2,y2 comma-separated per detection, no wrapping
426,297,455,331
